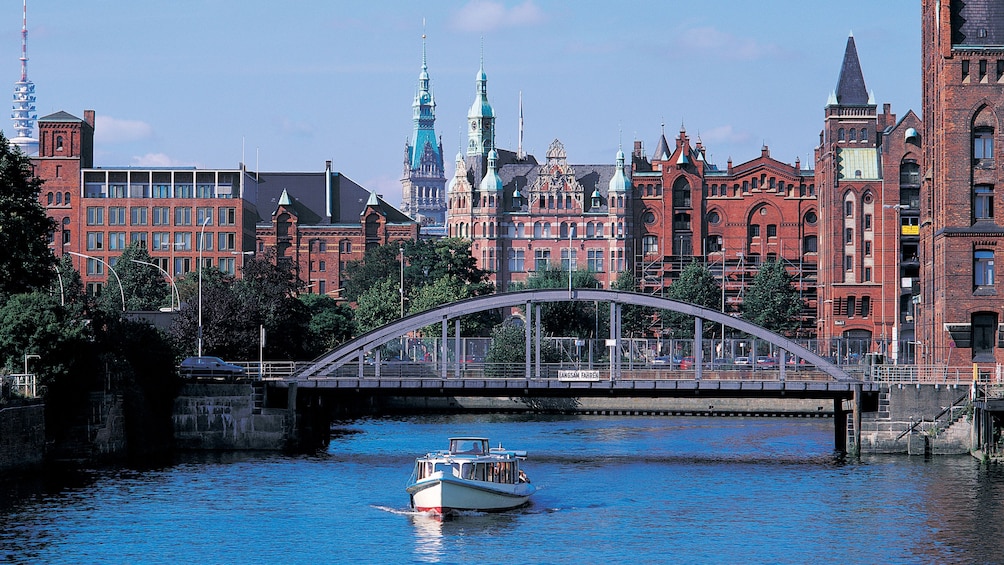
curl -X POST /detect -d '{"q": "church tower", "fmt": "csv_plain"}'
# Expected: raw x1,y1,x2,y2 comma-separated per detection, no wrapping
401,35,446,227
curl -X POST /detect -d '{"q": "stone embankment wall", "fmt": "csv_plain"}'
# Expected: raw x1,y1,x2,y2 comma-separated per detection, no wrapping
173,383,288,450
857,384,972,455
0,403,45,472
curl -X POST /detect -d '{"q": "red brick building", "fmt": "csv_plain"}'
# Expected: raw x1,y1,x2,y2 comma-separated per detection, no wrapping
33,110,416,301
919,0,1004,367
815,35,923,362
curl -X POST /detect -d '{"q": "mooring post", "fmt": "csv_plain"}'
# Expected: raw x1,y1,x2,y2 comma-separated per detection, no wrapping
852,383,863,456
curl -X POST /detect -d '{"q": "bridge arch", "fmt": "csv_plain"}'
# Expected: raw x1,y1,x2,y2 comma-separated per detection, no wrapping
299,289,853,382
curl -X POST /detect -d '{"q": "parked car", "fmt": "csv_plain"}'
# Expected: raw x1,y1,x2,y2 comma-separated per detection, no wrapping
678,356,696,370
734,356,751,365
179,356,246,379
755,356,779,367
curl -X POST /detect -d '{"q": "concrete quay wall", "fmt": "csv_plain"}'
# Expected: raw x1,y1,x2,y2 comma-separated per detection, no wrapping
381,396,834,416
857,384,973,455
0,403,45,472
173,383,288,450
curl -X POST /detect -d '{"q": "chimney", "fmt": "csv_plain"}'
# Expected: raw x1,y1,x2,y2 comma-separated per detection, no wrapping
83,110,95,128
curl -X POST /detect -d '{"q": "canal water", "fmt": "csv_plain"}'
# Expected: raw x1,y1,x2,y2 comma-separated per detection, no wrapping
2,415,1004,564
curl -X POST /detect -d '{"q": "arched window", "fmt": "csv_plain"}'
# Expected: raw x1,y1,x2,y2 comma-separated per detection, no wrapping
56,135,64,151
533,222,542,238
837,128,845,141
974,127,994,162
542,223,552,238
673,177,691,208
860,128,868,141
46,192,53,205
559,222,568,238
642,235,658,255
849,128,857,141
65,192,71,205
587,222,595,237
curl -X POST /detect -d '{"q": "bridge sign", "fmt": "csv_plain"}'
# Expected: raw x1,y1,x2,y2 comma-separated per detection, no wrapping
558,370,601,382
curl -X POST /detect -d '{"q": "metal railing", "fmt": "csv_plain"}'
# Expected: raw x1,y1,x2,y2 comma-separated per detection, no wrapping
230,361,305,380
869,365,991,386
1,373,37,399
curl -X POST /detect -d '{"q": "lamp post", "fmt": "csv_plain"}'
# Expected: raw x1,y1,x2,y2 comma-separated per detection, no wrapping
68,251,124,311
130,259,180,311
198,217,211,357
231,250,254,277
399,245,405,318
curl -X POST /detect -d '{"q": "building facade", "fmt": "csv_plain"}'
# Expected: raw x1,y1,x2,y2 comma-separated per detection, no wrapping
33,110,417,300
920,0,1004,367
815,34,923,361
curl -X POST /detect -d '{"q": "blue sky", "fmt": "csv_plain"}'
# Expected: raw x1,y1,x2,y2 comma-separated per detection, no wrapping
7,1,921,206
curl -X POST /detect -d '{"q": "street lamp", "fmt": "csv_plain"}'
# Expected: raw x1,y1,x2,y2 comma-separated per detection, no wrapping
399,245,405,318
68,251,124,311
198,217,211,357
231,250,254,276
130,259,180,311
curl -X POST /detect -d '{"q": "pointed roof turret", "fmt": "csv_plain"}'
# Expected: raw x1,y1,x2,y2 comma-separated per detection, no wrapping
278,188,293,206
608,146,631,192
835,33,869,105
479,149,503,192
652,123,671,161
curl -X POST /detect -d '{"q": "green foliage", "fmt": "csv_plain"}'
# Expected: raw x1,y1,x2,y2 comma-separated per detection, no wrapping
662,261,722,338
613,271,654,337
300,293,355,357
483,322,560,377
354,277,401,334
0,291,91,387
408,274,500,337
0,131,56,296
512,267,602,338
95,243,173,314
740,259,803,335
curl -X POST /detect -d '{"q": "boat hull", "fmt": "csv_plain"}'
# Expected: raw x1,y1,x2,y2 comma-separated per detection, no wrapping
407,475,535,514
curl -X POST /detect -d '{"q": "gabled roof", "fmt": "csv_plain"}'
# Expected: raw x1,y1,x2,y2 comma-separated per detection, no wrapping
38,110,82,122
835,34,869,106
256,169,415,226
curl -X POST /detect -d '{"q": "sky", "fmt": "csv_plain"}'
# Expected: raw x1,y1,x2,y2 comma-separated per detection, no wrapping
6,1,922,207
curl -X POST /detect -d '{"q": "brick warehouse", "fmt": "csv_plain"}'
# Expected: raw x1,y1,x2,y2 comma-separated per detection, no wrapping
919,0,1004,367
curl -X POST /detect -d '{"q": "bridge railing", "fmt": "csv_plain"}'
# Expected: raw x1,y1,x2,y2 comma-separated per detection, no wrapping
231,361,307,380
1,373,37,399
318,361,839,382
868,365,998,386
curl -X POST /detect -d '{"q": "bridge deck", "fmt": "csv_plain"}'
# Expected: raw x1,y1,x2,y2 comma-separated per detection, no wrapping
274,373,876,400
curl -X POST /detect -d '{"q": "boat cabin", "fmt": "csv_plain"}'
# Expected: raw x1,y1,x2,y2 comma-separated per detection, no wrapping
449,437,488,455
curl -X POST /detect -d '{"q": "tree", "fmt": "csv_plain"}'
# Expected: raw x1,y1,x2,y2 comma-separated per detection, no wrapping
408,274,500,337
613,271,654,337
95,243,173,314
740,259,803,336
512,267,601,337
483,322,560,377
0,131,56,296
300,293,355,358
662,261,722,339
0,291,91,388
354,277,401,333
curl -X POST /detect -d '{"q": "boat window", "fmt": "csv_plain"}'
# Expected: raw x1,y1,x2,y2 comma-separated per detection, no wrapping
450,439,487,454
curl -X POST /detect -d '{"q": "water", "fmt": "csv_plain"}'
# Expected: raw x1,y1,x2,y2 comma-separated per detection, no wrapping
2,415,1004,564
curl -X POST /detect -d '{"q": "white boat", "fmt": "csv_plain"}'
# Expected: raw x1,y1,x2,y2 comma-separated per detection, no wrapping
407,437,536,514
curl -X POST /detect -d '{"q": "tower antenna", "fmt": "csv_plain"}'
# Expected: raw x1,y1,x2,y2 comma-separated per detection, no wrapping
517,91,524,160
10,0,37,154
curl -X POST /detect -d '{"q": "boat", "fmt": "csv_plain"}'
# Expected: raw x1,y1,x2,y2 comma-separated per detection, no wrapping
406,437,536,514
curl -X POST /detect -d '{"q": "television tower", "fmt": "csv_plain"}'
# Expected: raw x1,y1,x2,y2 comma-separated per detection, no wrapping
10,0,37,155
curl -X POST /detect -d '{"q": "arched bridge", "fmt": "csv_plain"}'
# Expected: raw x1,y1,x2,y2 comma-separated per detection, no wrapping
295,289,859,383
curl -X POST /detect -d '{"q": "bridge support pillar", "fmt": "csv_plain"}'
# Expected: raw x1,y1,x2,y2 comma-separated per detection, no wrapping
694,318,703,380
454,319,461,378
441,316,448,380
535,304,542,379
852,383,862,456
525,301,532,380
834,397,847,453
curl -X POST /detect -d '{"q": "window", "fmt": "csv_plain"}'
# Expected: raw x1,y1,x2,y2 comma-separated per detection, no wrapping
642,235,658,255
175,207,192,226
152,232,171,251
109,184,126,198
900,162,920,185
108,207,127,226
153,207,170,226
56,135,64,151
196,207,213,226
707,211,720,224
218,232,236,251
860,296,871,316
974,129,994,161
153,184,171,198
86,258,103,276
339,240,352,254
973,312,997,358
560,249,577,271
975,250,995,287
845,228,853,244
804,211,817,225
86,207,104,226
673,179,691,208
849,128,857,141
847,296,856,317
108,232,126,250
706,235,723,253
803,235,817,253
844,200,853,217
864,267,871,282
864,214,872,230
318,261,326,272
767,224,777,238
838,128,845,141
508,249,525,272
131,207,148,226
975,185,994,220
86,232,104,251
219,207,237,225
864,241,872,256
587,249,604,272
534,249,550,271
845,254,853,271
175,184,194,198
219,257,236,275
748,224,760,238
130,232,148,248
860,128,868,142
197,184,214,198
175,232,193,252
